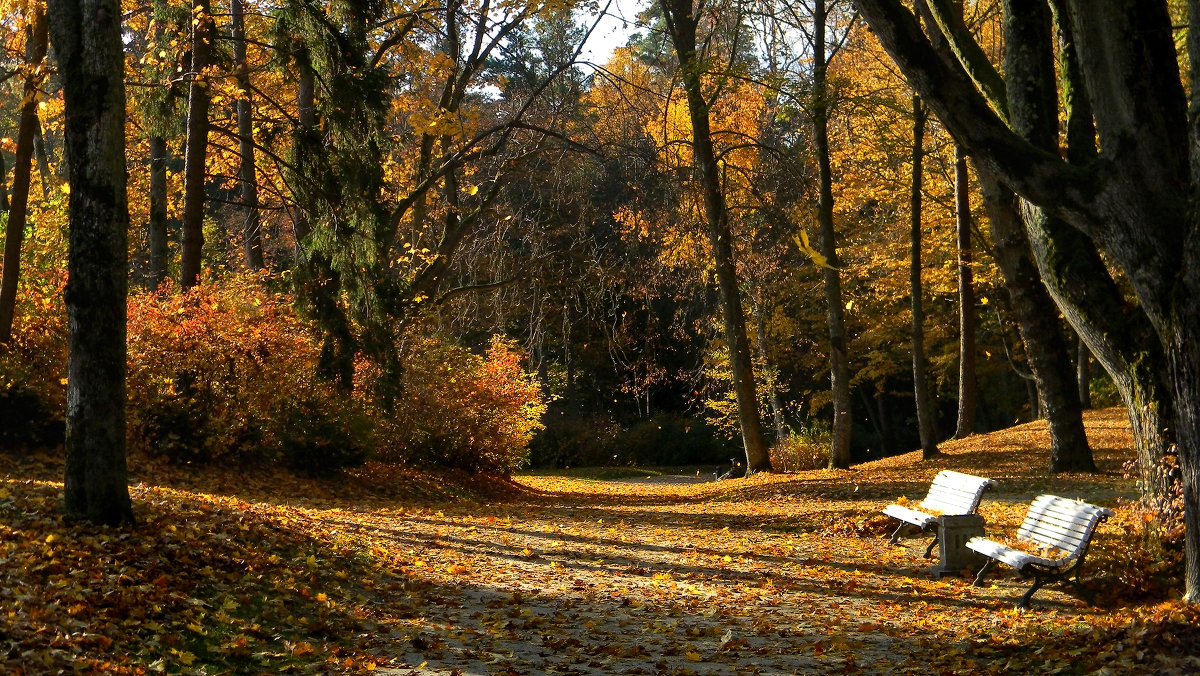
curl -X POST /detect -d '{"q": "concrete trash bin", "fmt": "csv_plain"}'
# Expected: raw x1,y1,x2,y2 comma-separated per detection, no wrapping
933,513,986,578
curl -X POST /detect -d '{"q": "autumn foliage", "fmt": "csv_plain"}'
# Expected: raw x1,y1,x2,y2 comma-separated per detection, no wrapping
0,270,545,475
369,336,547,474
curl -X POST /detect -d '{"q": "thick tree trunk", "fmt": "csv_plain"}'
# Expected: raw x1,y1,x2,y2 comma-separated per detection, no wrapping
977,166,1094,472
813,0,852,469
179,0,213,288
48,0,134,526
659,0,771,472
0,7,48,344
147,136,169,290
908,95,939,458
954,146,977,437
232,0,265,270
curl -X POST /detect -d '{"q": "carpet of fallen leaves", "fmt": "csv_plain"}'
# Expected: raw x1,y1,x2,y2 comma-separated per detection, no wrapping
4,407,1200,675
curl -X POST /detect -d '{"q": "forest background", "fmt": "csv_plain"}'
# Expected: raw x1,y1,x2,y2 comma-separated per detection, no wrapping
1,0,1082,477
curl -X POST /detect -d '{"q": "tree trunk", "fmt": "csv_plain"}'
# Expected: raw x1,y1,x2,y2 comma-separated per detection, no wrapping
954,145,977,437
0,7,48,344
232,0,265,270
813,0,852,469
659,0,771,472
909,94,939,458
148,135,169,290
1077,336,1091,409
179,0,213,288
977,166,1094,472
47,0,134,526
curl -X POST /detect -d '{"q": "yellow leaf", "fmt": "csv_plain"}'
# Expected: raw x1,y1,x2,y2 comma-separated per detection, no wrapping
686,650,703,662
178,651,196,666
792,229,837,270
722,555,733,563
44,534,57,544
465,184,480,195
60,183,70,195
306,554,318,568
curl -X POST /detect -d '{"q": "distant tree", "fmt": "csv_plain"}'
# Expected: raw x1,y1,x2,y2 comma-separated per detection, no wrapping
0,5,48,344
48,0,134,526
658,0,772,472
908,95,939,458
179,0,214,288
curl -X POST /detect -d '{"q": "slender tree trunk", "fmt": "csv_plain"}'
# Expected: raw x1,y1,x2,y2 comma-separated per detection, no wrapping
954,146,977,437
0,7,48,344
659,0,771,472
148,136,169,290
48,0,134,526
232,0,264,270
33,118,52,199
909,95,939,458
1077,336,1091,409
813,0,852,469
179,0,213,288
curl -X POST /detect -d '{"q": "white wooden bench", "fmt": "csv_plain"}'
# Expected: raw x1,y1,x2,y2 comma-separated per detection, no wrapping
883,470,997,558
967,494,1113,607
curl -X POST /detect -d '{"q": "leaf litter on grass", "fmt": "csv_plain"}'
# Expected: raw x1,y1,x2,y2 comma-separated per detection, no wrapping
2,408,1199,674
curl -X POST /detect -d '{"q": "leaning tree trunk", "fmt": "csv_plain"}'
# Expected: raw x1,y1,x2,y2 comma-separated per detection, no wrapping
0,6,48,344
659,0,771,472
813,0,852,469
954,145,978,436
232,0,264,270
47,0,134,526
977,167,1094,472
908,95,939,458
179,0,213,288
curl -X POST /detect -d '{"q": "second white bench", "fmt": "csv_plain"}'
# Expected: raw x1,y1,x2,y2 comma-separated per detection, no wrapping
967,494,1112,607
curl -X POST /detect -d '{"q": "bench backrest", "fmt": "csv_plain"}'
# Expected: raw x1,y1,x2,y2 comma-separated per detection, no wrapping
919,470,997,515
1018,494,1113,557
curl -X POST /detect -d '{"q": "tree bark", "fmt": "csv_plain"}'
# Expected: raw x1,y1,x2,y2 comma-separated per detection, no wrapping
908,94,939,458
659,0,771,472
0,7,48,344
179,0,213,288
813,0,852,469
232,0,265,270
47,0,134,526
977,166,1094,472
954,145,977,437
147,135,169,290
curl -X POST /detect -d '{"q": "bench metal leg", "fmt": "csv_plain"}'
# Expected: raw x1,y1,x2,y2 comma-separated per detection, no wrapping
972,558,996,587
1017,576,1048,608
923,533,939,559
888,523,906,545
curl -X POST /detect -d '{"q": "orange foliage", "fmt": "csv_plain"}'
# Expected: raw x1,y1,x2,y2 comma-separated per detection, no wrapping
125,273,370,470
370,335,546,474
